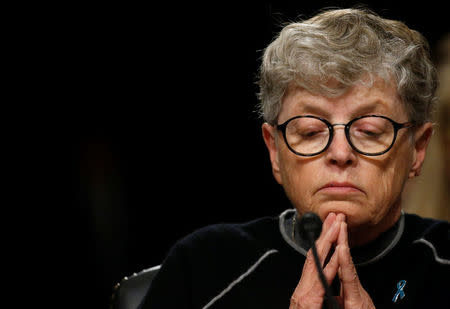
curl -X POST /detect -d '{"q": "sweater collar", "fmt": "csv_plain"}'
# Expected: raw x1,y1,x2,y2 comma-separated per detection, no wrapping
279,209,405,266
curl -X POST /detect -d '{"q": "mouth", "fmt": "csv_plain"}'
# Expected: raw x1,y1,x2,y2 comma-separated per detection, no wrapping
318,182,364,194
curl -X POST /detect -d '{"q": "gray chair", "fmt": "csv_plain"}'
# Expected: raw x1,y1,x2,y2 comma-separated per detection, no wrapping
111,265,160,309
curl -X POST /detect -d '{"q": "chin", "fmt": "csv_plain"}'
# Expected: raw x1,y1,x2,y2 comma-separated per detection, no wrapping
315,201,369,226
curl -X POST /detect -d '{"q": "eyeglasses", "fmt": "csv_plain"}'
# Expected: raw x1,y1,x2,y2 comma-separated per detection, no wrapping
276,115,414,157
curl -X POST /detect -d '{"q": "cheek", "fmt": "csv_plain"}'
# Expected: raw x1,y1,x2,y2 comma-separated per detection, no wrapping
366,154,412,220
376,167,399,204
279,157,320,211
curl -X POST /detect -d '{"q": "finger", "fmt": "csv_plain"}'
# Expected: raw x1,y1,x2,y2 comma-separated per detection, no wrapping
299,212,337,279
292,251,340,308
337,223,362,299
316,212,345,253
336,213,346,224
322,246,339,285
315,215,341,265
321,212,337,233
338,244,375,306
337,219,347,246
295,213,339,289
291,214,342,308
316,212,338,248
292,251,327,308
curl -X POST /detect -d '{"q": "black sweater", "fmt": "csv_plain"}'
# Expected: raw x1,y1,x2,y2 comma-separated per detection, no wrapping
141,210,449,308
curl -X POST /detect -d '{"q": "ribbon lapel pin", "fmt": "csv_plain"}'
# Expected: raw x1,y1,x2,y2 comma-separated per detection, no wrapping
392,280,407,303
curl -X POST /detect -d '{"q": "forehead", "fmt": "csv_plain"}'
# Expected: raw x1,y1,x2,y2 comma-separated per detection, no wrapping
279,79,407,123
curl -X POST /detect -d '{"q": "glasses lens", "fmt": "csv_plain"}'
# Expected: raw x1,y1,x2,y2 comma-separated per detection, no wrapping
285,117,329,155
349,117,395,154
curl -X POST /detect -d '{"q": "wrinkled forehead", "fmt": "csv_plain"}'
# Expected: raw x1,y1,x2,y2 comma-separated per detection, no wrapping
279,78,407,123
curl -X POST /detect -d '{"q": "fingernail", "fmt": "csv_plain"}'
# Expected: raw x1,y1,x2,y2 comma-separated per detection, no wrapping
323,212,336,227
326,212,336,222
337,213,346,222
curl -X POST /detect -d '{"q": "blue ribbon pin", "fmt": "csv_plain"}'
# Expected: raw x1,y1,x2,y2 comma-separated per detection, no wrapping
392,280,407,303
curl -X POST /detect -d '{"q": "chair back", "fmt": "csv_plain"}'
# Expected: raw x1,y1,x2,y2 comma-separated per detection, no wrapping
111,265,160,309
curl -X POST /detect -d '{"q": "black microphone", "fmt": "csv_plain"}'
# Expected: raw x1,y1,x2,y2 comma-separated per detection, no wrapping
297,212,339,309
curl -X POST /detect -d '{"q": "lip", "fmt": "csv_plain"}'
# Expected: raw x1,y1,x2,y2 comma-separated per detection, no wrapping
318,182,364,194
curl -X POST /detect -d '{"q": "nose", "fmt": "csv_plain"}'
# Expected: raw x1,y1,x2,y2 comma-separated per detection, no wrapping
325,125,357,167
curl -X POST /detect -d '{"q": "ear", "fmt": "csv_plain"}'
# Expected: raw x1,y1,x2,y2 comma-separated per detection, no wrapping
262,123,282,184
409,122,433,178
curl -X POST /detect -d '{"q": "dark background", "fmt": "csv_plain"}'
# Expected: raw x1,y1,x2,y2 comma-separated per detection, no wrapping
40,2,448,308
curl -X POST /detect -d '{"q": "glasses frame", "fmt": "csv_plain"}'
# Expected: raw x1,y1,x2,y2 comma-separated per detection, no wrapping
276,115,414,157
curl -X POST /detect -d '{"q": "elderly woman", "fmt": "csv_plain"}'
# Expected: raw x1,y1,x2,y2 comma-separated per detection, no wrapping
142,8,449,309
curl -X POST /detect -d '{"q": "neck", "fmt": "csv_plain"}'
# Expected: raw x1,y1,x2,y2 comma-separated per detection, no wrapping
347,206,402,248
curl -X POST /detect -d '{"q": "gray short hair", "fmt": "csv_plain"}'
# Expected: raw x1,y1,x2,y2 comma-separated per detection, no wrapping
257,8,438,125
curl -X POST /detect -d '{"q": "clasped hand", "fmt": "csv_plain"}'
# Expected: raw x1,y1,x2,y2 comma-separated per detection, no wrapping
290,213,375,309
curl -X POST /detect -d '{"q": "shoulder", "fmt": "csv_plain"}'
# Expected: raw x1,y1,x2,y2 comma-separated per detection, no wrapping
158,215,283,280
148,216,282,306
174,215,280,257
144,215,285,308
404,213,450,265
